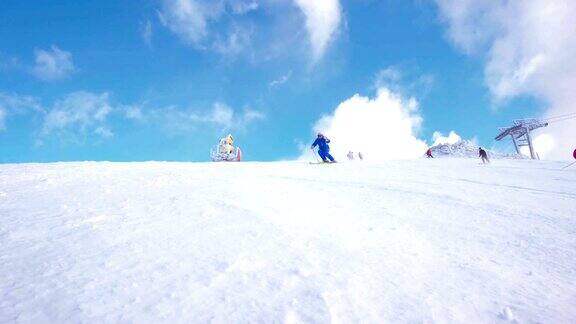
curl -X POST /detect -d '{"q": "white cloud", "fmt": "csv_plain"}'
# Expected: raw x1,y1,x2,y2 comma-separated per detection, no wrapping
434,0,499,55
0,108,6,131
293,0,342,62
0,52,23,71
94,126,114,138
212,25,253,56
129,101,264,137
190,102,264,129
201,102,234,126
302,88,428,161
2,91,262,144
142,20,153,46
375,67,403,86
241,109,266,125
157,0,341,61
159,0,258,56
436,0,576,160
375,66,435,97
31,46,75,81
0,92,43,131
0,91,121,139
124,105,145,121
0,91,144,141
1,90,264,145
158,0,217,46
432,131,462,146
269,71,292,88
230,1,259,15
42,92,113,138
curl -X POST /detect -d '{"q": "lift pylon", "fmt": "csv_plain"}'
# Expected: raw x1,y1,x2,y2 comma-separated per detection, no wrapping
495,119,548,159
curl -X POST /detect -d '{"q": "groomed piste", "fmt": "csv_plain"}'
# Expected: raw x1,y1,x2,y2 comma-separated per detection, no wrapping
1,159,575,322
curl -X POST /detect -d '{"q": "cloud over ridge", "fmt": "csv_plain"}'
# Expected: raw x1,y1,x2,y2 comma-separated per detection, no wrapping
304,88,428,161
432,131,462,146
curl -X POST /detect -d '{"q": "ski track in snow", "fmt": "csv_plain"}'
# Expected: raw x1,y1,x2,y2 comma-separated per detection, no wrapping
0,159,575,323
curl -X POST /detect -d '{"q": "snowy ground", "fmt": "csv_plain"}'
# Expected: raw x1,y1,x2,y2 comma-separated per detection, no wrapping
1,159,575,323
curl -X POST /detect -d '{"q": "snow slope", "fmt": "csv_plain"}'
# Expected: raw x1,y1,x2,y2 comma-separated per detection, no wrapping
1,159,575,323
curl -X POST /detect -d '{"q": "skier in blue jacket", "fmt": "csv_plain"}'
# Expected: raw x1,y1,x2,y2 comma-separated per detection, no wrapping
311,133,336,163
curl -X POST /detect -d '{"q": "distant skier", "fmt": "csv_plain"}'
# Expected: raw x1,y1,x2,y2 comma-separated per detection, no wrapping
479,147,489,164
358,152,363,160
426,148,433,158
311,133,336,163
347,151,355,160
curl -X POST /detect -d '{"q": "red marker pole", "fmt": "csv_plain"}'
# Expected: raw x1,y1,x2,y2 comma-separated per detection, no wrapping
236,147,242,161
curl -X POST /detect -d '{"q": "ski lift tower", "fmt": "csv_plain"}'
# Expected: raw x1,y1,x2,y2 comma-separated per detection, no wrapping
495,119,548,159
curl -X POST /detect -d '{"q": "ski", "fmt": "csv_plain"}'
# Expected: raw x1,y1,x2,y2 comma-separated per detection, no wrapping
309,161,337,165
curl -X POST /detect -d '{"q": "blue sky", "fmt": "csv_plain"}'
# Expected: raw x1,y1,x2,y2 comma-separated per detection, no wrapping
1,0,572,163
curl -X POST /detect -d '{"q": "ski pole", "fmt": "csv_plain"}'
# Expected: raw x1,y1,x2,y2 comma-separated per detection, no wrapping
311,148,320,163
561,161,576,169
